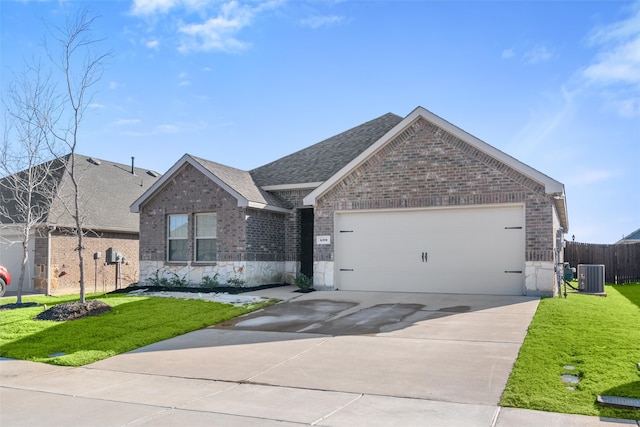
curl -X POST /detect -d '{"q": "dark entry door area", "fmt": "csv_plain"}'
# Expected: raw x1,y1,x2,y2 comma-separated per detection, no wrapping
300,208,314,278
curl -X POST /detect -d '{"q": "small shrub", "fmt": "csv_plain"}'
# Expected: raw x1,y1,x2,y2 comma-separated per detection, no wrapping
294,274,313,292
201,274,220,288
227,276,245,286
148,270,169,287
167,272,188,288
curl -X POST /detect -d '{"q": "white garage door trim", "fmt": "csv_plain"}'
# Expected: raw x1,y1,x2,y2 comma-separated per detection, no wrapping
334,203,525,295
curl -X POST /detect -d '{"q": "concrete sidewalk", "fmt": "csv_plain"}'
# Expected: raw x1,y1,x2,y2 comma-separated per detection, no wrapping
1,287,637,426
1,358,635,426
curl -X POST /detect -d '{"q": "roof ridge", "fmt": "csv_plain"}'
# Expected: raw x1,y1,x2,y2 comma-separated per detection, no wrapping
250,112,400,174
250,112,403,187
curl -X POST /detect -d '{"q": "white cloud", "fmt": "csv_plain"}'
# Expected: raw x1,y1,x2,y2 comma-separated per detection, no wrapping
177,1,255,53
614,96,640,117
113,118,141,126
509,86,576,158
119,121,208,137
157,124,179,133
583,8,640,85
178,71,191,86
523,45,552,64
145,38,160,49
131,0,179,16
501,48,515,59
130,0,284,53
580,3,640,117
300,15,344,29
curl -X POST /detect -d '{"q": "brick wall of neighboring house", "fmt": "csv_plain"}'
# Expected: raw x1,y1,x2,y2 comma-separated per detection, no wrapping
315,117,557,264
139,163,247,264
44,231,140,295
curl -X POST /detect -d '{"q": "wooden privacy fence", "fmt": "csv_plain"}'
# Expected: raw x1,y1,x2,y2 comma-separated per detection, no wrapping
564,242,640,284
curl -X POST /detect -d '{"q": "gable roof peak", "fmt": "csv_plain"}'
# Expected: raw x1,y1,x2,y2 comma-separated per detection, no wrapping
303,106,568,231
130,153,291,213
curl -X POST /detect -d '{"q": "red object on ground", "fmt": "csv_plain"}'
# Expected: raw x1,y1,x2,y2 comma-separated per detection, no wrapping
0,265,11,297
0,265,10,285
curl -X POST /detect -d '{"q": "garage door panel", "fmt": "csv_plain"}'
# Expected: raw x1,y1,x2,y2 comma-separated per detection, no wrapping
335,205,524,295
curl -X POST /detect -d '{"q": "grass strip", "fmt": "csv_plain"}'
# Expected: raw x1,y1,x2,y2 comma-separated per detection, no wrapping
0,292,274,366
501,283,640,420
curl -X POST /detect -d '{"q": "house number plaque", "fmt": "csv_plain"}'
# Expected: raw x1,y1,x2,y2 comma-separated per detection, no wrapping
316,236,331,245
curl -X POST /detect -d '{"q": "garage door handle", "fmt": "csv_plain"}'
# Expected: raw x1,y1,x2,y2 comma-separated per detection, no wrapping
504,270,522,273
422,252,428,263
340,269,354,272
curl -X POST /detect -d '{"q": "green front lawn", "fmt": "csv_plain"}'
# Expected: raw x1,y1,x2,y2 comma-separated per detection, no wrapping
0,292,273,366
501,283,640,420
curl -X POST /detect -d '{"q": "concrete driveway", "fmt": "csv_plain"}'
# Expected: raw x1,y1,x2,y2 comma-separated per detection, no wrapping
4,288,631,426
87,288,538,406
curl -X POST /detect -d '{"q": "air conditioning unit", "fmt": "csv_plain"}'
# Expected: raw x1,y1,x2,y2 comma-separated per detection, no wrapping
578,264,605,293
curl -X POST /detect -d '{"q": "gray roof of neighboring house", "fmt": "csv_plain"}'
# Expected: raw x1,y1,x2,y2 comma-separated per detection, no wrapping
250,113,403,187
189,156,291,209
617,228,640,243
0,157,66,224
0,153,161,233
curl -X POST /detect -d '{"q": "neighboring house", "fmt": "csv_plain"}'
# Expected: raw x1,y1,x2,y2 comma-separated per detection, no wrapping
0,154,161,295
132,106,569,296
616,228,640,244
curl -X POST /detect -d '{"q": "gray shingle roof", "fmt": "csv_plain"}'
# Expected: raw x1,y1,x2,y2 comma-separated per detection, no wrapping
132,112,403,212
621,228,640,241
45,154,161,232
250,113,403,187
189,156,291,209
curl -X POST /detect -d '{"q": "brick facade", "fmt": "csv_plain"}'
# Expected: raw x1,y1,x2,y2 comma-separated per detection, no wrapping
139,164,248,263
315,118,557,264
138,164,288,285
36,230,140,295
272,189,314,263
246,209,285,261
135,113,564,295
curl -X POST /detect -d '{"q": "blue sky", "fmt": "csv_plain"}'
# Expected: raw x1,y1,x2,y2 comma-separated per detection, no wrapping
1,0,639,244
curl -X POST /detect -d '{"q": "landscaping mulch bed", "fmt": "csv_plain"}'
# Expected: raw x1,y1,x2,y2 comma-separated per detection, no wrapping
34,300,112,322
109,283,288,296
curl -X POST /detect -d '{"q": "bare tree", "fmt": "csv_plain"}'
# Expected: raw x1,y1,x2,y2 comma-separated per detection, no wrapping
44,9,111,304
0,62,63,304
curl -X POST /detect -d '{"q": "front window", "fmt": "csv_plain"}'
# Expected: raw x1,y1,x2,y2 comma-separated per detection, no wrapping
168,214,188,261
195,213,217,261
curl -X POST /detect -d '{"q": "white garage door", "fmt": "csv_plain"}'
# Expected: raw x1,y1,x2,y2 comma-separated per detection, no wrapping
335,204,525,295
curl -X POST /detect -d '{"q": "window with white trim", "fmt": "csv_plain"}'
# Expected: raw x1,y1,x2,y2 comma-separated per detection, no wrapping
167,214,188,261
195,213,217,261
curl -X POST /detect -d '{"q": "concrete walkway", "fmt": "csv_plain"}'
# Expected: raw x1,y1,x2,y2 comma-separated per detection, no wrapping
1,287,637,426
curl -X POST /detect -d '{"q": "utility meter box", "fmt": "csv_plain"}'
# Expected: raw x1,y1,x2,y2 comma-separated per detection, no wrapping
105,247,118,264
